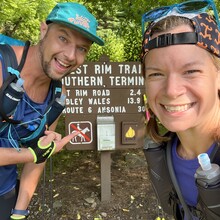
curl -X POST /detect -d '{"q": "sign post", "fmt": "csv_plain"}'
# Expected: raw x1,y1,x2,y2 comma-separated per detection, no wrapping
63,55,146,201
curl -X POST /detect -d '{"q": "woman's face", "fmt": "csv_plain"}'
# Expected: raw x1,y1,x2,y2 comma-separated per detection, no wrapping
144,25,220,133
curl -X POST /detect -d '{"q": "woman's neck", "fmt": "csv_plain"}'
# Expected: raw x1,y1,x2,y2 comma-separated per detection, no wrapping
176,130,214,160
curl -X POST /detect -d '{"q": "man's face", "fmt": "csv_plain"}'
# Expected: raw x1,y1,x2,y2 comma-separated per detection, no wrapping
39,23,92,80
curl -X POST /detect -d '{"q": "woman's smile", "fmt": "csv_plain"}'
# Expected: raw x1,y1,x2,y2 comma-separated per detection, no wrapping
162,102,196,113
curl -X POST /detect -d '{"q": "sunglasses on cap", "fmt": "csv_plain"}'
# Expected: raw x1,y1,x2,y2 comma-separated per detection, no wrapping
142,0,220,34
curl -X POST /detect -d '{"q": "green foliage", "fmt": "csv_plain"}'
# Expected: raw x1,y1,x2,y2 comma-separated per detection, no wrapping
0,0,219,60
122,24,142,62
87,29,125,62
0,0,56,43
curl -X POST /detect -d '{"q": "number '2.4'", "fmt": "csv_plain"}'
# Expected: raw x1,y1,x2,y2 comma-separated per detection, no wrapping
129,89,141,96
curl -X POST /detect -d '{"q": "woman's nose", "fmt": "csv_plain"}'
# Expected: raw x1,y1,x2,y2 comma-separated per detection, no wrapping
164,75,186,98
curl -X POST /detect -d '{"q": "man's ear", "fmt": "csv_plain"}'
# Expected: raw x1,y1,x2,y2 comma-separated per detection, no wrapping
40,22,48,39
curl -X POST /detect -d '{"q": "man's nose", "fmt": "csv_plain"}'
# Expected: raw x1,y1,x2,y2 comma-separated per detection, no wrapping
64,45,76,61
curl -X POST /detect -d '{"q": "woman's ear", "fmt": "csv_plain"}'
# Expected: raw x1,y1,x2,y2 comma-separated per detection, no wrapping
218,70,220,91
40,22,48,40
217,70,220,98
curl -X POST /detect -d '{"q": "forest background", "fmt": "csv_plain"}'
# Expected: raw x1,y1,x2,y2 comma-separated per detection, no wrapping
1,0,219,63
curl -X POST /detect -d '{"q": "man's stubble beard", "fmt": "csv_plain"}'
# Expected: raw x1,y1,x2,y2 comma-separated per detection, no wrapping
39,38,73,80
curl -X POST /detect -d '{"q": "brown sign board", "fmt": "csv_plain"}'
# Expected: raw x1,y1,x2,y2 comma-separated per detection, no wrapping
62,56,146,151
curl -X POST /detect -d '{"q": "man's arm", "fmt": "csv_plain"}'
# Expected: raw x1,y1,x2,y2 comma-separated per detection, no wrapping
0,148,34,166
13,118,60,211
11,123,78,218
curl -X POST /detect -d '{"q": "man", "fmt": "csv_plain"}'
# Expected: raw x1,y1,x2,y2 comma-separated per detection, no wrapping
0,2,104,219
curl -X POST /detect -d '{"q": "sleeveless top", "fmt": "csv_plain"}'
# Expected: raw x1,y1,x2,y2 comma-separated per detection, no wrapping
0,89,52,196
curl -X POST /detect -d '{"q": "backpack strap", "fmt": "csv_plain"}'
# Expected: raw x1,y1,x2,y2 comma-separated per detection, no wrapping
166,136,194,220
0,41,30,124
0,44,18,80
49,80,62,105
210,142,220,165
19,79,63,146
44,79,63,126
0,41,30,81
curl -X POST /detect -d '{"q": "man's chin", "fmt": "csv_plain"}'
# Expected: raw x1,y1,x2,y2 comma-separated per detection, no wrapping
48,72,67,80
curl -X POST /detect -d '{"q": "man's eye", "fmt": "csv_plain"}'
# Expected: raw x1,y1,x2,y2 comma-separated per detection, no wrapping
78,47,88,53
59,36,67,42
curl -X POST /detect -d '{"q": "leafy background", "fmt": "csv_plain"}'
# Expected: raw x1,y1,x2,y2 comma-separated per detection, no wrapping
1,0,219,62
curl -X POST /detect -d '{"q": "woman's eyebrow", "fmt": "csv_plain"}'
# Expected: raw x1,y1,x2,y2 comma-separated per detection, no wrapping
145,66,162,71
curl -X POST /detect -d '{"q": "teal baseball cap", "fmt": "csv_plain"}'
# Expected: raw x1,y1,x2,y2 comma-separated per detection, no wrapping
46,2,104,46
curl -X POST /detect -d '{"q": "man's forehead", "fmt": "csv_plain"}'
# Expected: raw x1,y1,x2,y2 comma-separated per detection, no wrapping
48,23,93,44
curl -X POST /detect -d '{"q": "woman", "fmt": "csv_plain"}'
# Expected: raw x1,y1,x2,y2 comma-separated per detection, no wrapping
141,1,220,219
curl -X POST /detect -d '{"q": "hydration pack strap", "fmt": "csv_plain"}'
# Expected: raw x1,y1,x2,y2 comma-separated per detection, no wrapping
210,142,220,165
166,140,194,220
17,41,30,72
0,41,30,124
20,80,63,146
44,80,62,127
0,44,18,80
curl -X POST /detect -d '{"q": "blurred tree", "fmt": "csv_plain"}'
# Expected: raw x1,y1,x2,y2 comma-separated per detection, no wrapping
0,0,57,43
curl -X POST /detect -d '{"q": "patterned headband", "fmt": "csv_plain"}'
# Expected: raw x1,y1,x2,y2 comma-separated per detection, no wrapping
141,13,220,62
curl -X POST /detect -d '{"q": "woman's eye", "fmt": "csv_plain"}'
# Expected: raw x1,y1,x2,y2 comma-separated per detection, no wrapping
186,70,196,74
146,72,163,78
184,69,200,76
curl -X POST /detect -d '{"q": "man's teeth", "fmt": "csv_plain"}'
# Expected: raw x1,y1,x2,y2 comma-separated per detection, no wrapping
58,60,69,67
164,104,192,112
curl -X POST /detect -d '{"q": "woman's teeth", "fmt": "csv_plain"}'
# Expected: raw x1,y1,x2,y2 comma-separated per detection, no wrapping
163,104,192,112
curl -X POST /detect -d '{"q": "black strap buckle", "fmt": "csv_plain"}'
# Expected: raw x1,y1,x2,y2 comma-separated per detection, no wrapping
147,33,173,50
145,32,198,50
156,33,173,48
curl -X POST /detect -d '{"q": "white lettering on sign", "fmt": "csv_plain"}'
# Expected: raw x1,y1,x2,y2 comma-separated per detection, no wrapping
88,98,111,105
118,64,142,74
66,90,71,96
97,106,126,113
66,98,83,105
62,62,145,116
72,64,88,75
94,64,112,74
75,89,88,97
109,76,144,86
138,106,145,113
92,89,110,96
88,107,93,113
63,107,84,114
62,76,103,86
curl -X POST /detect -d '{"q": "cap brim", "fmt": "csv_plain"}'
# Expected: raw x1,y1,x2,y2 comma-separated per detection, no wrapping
47,19,104,46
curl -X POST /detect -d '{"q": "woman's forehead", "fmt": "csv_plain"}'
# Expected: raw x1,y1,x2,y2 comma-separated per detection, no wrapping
151,24,193,39
144,44,213,68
